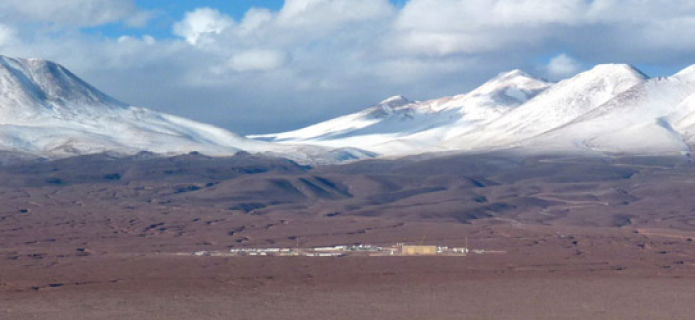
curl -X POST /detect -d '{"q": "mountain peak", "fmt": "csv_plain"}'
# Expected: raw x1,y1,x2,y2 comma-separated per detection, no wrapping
378,95,412,107
0,55,125,115
441,62,651,151
462,68,550,107
0,55,64,75
553,63,648,99
483,69,547,87
0,55,369,165
584,63,649,80
494,69,533,80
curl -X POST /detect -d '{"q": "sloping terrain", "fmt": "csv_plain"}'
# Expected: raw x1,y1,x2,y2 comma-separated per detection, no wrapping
442,64,648,151
521,65,695,155
253,70,550,154
257,63,695,159
0,55,372,164
1,151,692,229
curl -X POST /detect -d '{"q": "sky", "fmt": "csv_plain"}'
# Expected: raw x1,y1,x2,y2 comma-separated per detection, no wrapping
1,0,695,135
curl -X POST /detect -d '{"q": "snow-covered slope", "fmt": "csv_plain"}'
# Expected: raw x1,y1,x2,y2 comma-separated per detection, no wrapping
0,56,371,164
441,64,649,151
13,54,694,163
519,65,695,155
253,70,550,154
256,62,695,158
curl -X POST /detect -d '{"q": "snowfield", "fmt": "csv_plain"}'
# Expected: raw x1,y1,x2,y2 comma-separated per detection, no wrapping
2,54,695,163
0,56,373,165
257,63,695,158
252,69,551,154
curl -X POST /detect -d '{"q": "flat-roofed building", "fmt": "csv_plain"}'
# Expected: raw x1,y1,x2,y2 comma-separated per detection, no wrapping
400,245,438,255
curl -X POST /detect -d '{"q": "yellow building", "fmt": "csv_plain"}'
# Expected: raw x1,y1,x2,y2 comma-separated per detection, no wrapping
399,245,438,255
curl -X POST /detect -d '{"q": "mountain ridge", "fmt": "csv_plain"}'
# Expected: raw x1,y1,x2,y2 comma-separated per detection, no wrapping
0,55,373,165
256,63,695,159
252,67,551,154
4,54,695,164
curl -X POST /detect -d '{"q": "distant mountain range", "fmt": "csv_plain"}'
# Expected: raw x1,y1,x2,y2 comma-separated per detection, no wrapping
0,56,373,165
254,63,695,158
2,54,695,165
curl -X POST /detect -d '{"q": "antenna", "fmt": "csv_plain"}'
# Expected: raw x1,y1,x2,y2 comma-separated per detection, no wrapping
418,224,429,246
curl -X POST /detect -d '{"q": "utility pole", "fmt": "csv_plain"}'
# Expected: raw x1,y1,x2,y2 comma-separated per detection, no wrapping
465,236,469,255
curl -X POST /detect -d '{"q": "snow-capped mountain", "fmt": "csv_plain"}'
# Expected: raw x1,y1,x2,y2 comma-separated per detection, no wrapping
517,65,695,155
8,53,695,164
441,64,649,151
253,69,550,154
0,55,372,164
256,63,695,158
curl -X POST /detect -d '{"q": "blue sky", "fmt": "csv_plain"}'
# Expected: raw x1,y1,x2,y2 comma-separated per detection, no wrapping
90,0,408,39
1,0,695,134
87,0,285,39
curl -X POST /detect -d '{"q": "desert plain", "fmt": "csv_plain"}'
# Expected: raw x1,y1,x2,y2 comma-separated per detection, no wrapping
1,152,695,319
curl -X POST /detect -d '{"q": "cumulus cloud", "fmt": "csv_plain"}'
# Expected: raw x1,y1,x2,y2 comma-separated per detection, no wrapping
546,54,584,80
390,0,581,55
4,0,695,134
0,24,14,47
390,0,695,58
236,8,274,35
0,0,146,27
124,11,153,28
226,50,291,72
276,0,394,28
173,8,234,46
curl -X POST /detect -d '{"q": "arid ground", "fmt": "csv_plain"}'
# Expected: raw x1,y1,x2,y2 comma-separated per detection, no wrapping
2,152,695,319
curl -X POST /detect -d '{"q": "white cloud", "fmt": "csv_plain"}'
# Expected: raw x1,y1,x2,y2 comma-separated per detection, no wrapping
4,0,695,134
236,8,274,35
391,0,695,57
117,35,156,46
0,24,14,47
142,35,156,45
546,54,584,80
125,10,154,28
226,50,291,72
396,0,583,31
276,0,394,28
0,0,146,27
390,0,583,56
173,8,234,46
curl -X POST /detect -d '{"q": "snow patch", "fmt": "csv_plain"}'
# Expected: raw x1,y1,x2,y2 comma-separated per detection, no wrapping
0,55,373,165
